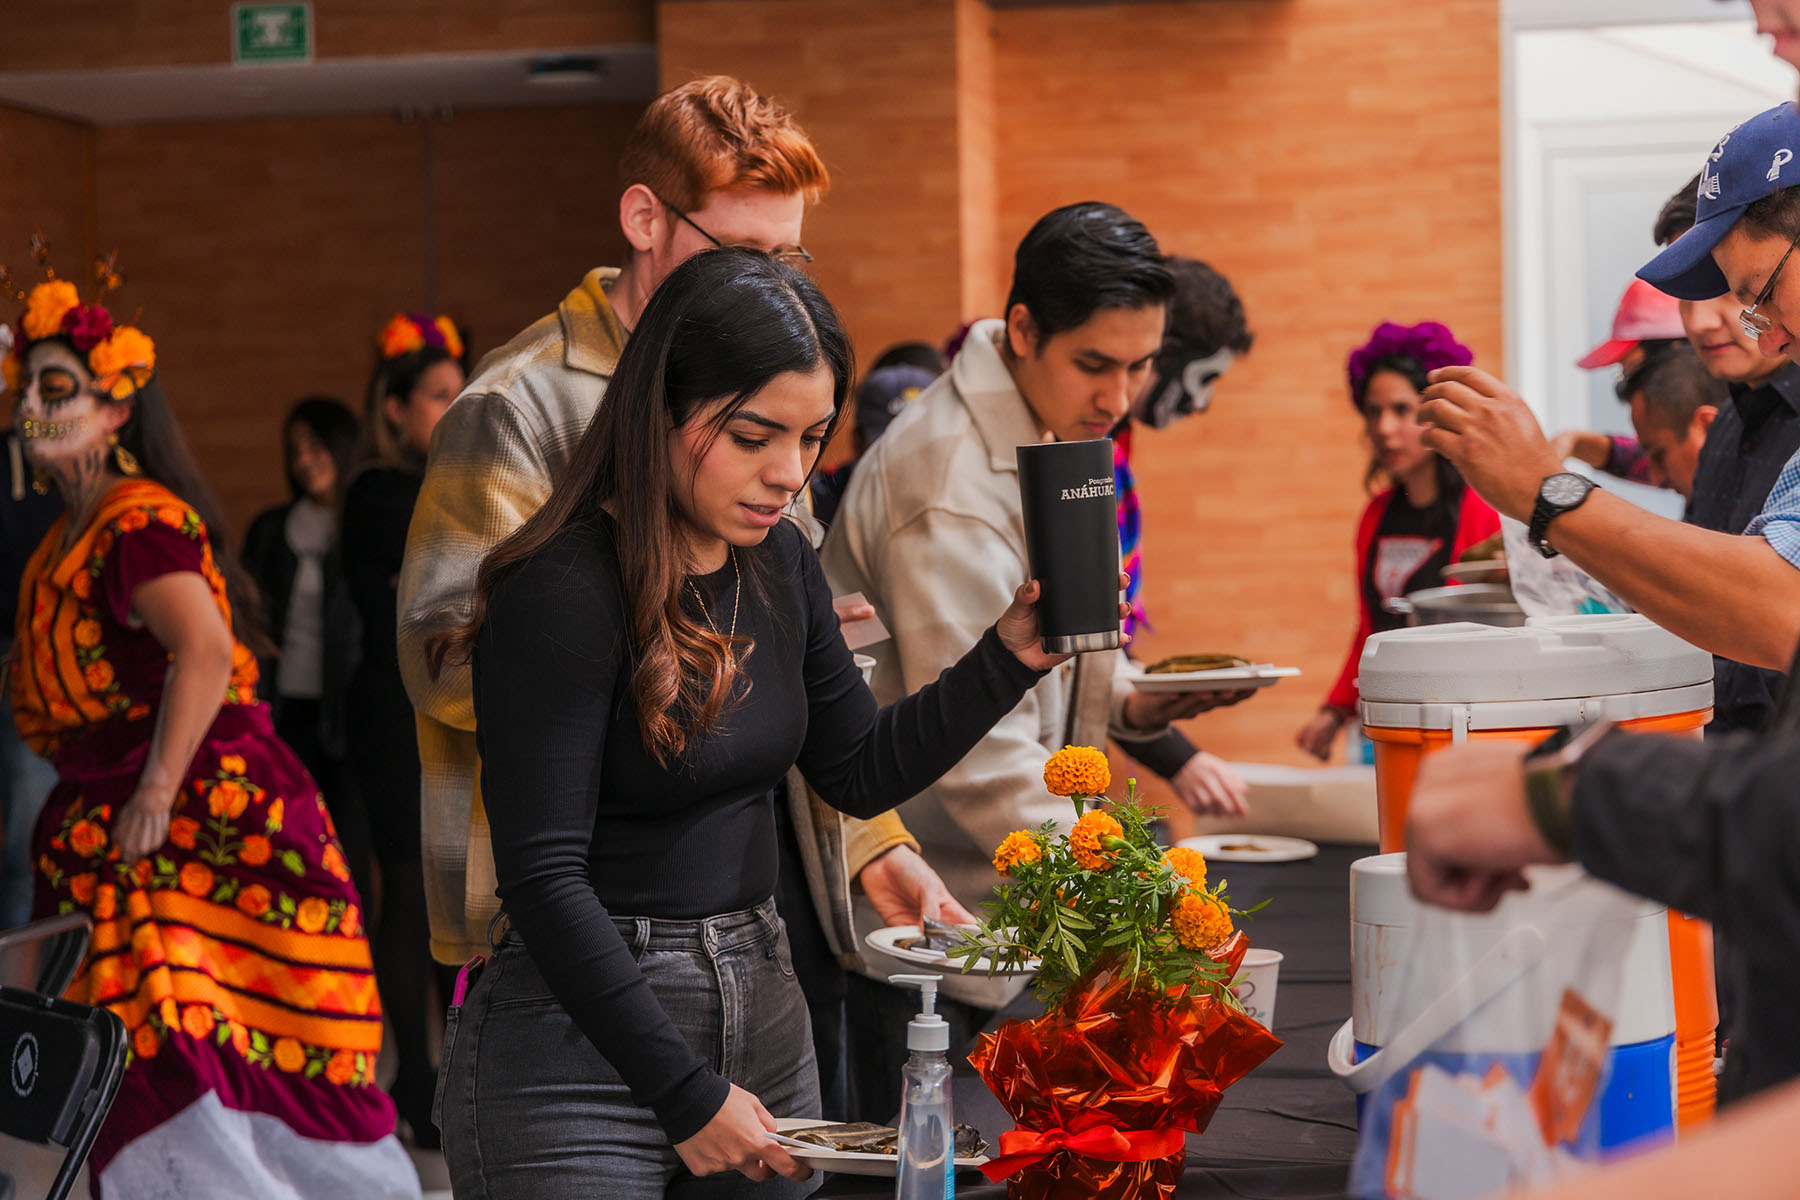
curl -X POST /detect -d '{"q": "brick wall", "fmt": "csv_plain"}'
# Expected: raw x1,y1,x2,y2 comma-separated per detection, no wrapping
0,107,94,305
659,0,990,473
70,104,638,533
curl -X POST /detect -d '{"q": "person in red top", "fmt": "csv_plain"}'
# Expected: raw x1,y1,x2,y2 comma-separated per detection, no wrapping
1297,321,1501,760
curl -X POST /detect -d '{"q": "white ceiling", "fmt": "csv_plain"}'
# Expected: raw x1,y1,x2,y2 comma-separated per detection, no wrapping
0,45,658,126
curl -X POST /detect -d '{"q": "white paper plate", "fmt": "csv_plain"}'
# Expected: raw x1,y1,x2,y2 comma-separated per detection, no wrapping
1179,834,1320,863
773,1119,991,1177
1123,665,1301,694
863,925,1039,976
1440,559,1509,584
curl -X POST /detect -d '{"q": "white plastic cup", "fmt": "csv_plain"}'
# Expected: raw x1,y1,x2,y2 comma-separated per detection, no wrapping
853,654,876,685
1231,948,1284,1029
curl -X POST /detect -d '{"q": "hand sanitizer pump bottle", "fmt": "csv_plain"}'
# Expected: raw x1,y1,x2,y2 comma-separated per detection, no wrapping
891,973,954,1200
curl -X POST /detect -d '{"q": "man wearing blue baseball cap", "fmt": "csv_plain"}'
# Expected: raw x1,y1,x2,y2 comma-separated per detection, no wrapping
1416,101,1800,677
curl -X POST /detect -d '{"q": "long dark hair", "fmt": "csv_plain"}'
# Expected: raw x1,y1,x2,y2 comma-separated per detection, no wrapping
1353,352,1466,537
283,395,359,503
83,350,272,658
429,248,853,766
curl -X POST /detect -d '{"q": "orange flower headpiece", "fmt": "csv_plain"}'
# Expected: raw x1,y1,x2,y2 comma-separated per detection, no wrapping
0,239,154,400
378,311,464,362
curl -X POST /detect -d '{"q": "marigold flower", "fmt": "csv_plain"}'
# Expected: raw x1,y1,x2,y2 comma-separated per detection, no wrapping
168,816,200,850
133,1022,160,1060
1172,893,1233,952
993,830,1044,875
267,798,284,829
378,313,425,359
73,619,102,649
1163,847,1208,890
239,834,271,867
209,779,249,820
435,315,465,359
69,872,96,904
296,896,330,933
219,754,247,776
181,1004,215,1040
179,861,213,898
1069,810,1124,871
1043,745,1110,798
22,280,80,341
69,819,107,857
116,508,149,533
321,843,349,882
340,903,360,938
326,1048,357,1085
83,660,114,692
273,1036,306,1072
236,884,272,918
229,1021,250,1056
88,325,155,379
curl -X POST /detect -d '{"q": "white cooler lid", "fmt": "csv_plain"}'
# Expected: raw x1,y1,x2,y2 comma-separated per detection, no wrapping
1358,613,1711,706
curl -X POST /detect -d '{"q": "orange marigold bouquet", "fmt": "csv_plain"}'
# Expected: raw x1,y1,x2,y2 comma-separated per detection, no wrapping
952,745,1283,1200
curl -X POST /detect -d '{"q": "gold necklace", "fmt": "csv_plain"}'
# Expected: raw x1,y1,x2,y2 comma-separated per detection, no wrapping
685,546,740,638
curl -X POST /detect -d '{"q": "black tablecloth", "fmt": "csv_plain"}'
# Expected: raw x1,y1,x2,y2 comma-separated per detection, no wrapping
820,843,1373,1199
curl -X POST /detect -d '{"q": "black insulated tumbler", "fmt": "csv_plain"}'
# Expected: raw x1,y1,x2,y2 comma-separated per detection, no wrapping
1015,438,1123,655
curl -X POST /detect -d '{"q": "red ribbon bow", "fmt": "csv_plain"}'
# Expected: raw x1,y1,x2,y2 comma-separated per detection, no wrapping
978,1123,1187,1182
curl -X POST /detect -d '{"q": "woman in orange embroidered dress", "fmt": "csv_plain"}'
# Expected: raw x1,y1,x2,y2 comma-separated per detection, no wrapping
3,270,417,1197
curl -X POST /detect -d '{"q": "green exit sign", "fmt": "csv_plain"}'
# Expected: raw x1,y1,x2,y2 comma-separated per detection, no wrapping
233,3,312,65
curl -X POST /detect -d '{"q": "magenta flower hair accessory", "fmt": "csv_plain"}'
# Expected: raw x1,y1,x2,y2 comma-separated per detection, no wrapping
1346,321,1473,409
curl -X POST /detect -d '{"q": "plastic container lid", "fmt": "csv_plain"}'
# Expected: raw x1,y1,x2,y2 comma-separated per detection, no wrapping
1358,614,1712,731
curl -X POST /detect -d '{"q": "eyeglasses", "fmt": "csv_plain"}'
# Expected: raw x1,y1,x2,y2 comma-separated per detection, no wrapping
660,197,813,267
1739,227,1800,340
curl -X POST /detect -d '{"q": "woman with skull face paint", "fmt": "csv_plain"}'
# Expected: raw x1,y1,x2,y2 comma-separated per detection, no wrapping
2,276,419,1197
1296,321,1500,762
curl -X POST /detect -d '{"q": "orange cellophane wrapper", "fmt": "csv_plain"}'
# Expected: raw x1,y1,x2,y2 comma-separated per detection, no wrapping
969,931,1283,1200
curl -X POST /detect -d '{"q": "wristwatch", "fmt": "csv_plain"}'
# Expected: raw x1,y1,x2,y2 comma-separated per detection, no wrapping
1528,472,1598,559
1521,719,1614,857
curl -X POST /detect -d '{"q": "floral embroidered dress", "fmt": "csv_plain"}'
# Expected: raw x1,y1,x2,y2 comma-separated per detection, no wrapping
11,479,417,1197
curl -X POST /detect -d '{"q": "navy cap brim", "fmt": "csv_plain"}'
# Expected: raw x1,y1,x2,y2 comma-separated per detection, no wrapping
1637,206,1742,300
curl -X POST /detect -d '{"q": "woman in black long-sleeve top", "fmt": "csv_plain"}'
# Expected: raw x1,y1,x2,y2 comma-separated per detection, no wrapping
340,312,466,1148
430,250,1104,1200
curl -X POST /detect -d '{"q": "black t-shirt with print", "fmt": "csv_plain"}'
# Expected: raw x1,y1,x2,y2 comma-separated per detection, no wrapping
1365,493,1452,635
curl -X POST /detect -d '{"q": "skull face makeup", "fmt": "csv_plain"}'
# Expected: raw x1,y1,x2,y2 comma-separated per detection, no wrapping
17,342,103,461
16,341,125,504
1133,346,1236,429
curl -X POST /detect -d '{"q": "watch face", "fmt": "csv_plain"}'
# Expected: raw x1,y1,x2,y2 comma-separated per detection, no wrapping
1541,473,1593,507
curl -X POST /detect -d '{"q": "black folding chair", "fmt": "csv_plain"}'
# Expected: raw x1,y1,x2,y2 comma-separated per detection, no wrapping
0,915,127,1200
0,912,92,997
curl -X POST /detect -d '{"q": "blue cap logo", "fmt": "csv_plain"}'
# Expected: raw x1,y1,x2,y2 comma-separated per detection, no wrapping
1639,103,1800,300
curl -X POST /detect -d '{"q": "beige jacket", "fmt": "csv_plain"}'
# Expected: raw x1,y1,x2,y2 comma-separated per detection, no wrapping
821,319,1148,916
397,268,913,966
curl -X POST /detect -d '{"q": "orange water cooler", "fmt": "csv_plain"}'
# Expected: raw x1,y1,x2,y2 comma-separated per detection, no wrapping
1357,614,1719,1129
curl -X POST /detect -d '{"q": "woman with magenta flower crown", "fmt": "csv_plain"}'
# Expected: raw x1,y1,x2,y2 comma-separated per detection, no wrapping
2,247,418,1195
1295,320,1501,761
340,311,467,1148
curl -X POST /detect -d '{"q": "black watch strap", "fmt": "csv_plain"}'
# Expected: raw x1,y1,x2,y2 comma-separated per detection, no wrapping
1528,473,1597,559
1523,763,1574,857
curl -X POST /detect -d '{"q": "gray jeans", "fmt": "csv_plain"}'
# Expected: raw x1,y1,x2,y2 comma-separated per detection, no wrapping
437,898,822,1200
